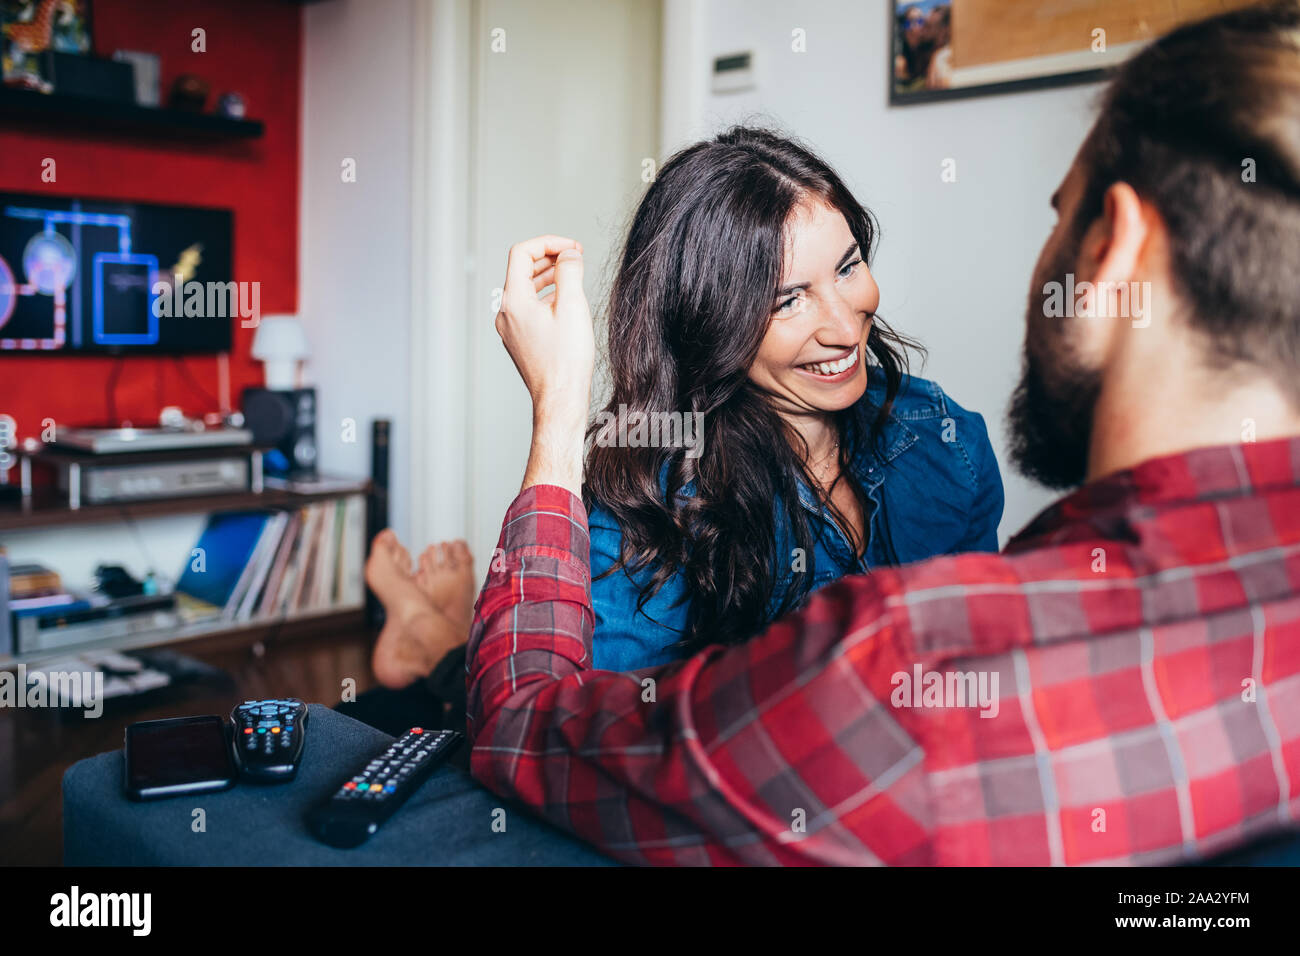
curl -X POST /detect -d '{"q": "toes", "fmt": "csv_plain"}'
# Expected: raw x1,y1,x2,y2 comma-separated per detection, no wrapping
414,541,472,576
394,544,413,573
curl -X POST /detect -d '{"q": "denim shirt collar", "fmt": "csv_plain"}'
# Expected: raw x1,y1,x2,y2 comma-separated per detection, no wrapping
791,393,918,514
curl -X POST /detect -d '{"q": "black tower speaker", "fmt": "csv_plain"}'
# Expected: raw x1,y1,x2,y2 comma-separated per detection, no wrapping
366,419,391,628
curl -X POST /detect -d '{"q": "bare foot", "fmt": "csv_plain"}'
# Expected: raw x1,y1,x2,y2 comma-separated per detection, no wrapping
414,540,477,636
364,530,462,689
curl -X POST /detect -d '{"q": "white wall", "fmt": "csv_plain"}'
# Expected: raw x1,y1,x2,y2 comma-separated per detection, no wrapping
299,0,417,542
299,0,1087,558
298,0,661,569
665,0,1105,540
465,0,662,565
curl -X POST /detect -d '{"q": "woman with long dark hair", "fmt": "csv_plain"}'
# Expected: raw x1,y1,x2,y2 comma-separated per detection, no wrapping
359,124,1002,693
583,125,1002,669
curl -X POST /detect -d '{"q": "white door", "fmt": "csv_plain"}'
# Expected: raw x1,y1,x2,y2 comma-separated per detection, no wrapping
463,0,662,565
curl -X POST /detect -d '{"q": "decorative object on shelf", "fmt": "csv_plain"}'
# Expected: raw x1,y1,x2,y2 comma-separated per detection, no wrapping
167,71,208,111
50,50,131,101
216,90,245,119
92,564,145,599
111,48,159,106
251,315,310,390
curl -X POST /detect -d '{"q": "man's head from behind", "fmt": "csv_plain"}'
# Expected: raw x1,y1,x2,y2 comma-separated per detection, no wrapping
1010,0,1300,489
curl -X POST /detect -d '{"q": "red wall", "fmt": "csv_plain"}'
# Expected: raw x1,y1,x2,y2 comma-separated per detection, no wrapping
0,0,301,441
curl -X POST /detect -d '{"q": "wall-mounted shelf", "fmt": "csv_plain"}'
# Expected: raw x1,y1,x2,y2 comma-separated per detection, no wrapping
0,485,367,533
0,87,265,140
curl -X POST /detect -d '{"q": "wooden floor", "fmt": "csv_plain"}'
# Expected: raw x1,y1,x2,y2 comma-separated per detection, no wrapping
0,626,376,866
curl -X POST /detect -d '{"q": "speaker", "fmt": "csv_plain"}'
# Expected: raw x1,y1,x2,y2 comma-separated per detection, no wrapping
366,419,391,629
240,387,318,478
368,418,390,538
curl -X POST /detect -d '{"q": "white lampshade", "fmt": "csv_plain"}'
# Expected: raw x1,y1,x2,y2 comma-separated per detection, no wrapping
251,315,309,390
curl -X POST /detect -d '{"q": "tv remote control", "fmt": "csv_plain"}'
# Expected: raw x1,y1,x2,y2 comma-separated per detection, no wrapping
306,727,463,848
231,698,309,781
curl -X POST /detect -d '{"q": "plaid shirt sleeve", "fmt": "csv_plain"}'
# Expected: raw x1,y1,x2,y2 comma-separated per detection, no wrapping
465,484,932,866
467,440,1300,866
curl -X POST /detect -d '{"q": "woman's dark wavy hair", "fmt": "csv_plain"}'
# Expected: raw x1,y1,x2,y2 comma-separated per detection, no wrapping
583,125,921,653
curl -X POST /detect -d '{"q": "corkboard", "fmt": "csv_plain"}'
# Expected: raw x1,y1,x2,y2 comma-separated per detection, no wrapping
892,0,1263,105
952,0,1260,68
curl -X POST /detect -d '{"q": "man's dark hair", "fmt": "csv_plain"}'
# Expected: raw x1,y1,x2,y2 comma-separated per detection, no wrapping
1078,0,1300,394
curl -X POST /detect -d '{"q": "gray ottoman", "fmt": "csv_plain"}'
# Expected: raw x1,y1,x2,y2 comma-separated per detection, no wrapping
62,703,615,866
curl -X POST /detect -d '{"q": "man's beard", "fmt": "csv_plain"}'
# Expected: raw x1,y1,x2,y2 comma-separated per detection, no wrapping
1007,344,1099,490
1007,245,1102,490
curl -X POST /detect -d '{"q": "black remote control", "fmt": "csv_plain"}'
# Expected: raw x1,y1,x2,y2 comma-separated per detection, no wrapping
306,727,463,848
231,698,309,781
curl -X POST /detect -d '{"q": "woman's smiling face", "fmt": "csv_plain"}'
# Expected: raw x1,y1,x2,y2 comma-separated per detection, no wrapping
747,200,879,416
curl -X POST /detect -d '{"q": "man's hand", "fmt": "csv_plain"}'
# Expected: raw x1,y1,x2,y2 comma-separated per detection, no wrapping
494,235,594,497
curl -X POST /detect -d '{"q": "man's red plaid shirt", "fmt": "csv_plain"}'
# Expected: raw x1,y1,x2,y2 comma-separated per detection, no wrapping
466,437,1300,865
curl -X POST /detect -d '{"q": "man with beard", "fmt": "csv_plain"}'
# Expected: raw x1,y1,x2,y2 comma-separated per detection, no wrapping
466,2,1300,865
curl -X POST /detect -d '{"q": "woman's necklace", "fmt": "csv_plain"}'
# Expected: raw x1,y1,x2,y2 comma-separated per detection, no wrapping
812,438,840,484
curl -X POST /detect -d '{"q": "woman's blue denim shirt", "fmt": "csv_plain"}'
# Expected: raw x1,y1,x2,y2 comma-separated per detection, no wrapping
587,372,1005,670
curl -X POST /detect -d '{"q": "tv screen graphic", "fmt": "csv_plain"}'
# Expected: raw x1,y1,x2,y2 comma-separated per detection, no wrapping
0,193,234,355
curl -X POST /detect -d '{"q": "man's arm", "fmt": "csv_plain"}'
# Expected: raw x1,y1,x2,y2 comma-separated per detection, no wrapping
465,483,932,865
470,236,931,865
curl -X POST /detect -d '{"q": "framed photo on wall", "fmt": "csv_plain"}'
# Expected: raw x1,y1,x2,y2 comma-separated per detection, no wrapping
890,0,1260,106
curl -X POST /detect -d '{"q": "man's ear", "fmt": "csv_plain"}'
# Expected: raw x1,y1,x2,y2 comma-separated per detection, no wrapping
1070,181,1152,361
1080,181,1148,287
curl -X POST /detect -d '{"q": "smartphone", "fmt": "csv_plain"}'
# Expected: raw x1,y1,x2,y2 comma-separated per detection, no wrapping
123,714,237,801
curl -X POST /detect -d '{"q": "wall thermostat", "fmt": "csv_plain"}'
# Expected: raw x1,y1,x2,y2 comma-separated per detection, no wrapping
712,50,757,93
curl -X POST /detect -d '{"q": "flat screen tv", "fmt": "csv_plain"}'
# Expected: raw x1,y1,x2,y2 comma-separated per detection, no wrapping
0,192,234,355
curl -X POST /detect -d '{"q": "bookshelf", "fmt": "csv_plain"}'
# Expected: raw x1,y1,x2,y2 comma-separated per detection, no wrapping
0,483,372,668
0,487,362,533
